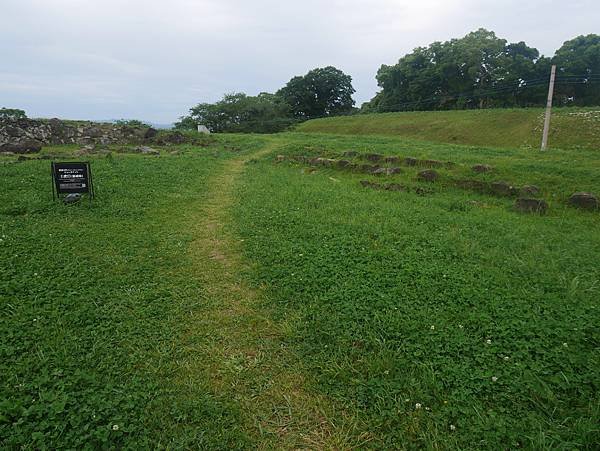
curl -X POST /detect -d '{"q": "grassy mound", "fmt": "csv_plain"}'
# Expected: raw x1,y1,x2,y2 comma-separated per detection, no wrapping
296,108,600,150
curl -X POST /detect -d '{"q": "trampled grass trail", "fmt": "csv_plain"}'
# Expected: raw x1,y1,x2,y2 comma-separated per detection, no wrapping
178,138,361,449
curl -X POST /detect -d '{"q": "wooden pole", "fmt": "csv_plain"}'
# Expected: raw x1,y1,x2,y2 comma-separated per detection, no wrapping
541,65,557,151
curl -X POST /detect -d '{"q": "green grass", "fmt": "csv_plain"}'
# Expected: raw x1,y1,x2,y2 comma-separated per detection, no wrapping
295,108,600,151
1,132,599,449
233,133,600,448
0,138,266,449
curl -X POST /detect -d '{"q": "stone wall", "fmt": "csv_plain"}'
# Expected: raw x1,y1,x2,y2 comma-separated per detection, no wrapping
0,118,157,154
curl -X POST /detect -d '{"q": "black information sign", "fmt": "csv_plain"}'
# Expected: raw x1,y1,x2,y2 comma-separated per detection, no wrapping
51,162,94,199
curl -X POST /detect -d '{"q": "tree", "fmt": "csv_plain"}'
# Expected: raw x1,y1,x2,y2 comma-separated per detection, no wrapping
553,34,600,106
177,92,295,133
0,108,27,120
114,119,150,127
277,66,355,119
173,115,198,131
367,29,548,112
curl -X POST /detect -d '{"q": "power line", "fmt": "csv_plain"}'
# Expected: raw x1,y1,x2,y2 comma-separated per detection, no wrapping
374,75,599,112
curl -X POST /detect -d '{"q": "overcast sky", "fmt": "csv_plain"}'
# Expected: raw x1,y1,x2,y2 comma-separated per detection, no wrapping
1,0,598,123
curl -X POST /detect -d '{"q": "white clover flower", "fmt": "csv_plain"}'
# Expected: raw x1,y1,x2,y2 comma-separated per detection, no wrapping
430,325,435,330
486,339,492,345
458,324,464,329
504,356,509,361
450,424,456,431
112,424,119,431
563,342,568,347
415,403,422,409
491,376,498,382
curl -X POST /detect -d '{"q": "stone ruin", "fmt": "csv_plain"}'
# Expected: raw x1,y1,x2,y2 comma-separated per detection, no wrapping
0,118,158,154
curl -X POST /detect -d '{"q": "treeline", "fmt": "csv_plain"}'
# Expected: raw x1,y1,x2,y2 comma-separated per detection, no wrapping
175,66,355,133
365,29,600,112
176,29,600,132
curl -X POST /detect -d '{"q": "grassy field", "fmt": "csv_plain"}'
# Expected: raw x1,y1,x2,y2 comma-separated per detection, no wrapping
1,130,599,448
295,108,600,151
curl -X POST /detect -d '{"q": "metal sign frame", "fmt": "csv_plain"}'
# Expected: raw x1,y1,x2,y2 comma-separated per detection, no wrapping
51,161,95,202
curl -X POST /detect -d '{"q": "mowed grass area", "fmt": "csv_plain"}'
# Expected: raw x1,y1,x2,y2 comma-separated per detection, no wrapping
1,130,599,449
0,137,268,449
295,108,600,151
233,133,600,448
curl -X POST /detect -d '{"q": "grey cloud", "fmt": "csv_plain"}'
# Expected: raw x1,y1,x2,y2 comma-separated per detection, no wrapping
1,0,598,122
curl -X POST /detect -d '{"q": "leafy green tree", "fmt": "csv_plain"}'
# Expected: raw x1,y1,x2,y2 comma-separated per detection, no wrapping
173,116,198,131
553,34,600,106
277,66,355,119
368,29,548,112
0,108,27,120
114,119,150,127
179,92,294,133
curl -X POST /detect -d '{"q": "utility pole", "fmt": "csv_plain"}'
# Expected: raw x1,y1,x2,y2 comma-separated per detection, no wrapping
541,65,556,151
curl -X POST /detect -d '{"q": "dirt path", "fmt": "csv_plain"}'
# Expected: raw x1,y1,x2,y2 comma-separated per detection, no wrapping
179,139,358,449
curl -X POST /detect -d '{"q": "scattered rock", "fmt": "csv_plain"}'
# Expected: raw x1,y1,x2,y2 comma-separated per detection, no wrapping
152,131,186,145
385,183,409,192
521,185,540,196
414,187,432,196
135,146,160,156
63,193,82,204
0,139,42,154
491,181,517,197
144,127,158,139
515,198,548,214
365,153,383,162
568,192,598,210
417,169,439,182
455,179,489,192
275,155,285,162
359,164,380,174
374,167,403,176
421,159,443,168
360,180,382,189
472,164,492,173
404,157,418,166
315,158,336,167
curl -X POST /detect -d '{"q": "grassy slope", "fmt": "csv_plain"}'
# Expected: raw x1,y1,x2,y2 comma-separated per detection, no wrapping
295,108,600,150
233,133,600,448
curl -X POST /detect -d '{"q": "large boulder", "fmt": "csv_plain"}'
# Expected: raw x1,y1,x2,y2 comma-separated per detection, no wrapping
520,185,540,196
0,139,42,154
491,181,517,197
568,192,598,210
